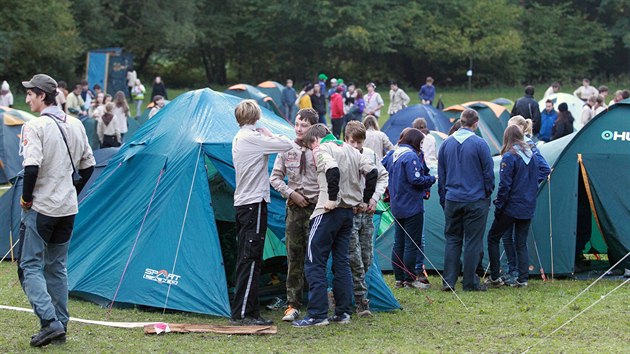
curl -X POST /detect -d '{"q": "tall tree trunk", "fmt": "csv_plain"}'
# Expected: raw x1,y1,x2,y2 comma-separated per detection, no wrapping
135,45,155,73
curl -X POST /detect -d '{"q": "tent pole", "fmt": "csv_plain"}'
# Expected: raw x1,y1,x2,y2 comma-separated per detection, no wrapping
548,172,554,281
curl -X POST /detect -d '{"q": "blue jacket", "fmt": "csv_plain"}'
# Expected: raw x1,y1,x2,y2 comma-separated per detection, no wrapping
438,128,494,205
418,84,435,102
381,144,436,218
495,146,545,219
281,87,297,106
538,109,557,142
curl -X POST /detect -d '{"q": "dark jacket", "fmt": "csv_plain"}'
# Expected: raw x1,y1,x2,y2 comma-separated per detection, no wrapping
525,137,552,182
511,94,541,135
381,144,436,218
311,93,327,117
494,146,547,219
281,87,297,107
151,83,168,100
438,128,494,205
538,109,557,142
551,112,574,140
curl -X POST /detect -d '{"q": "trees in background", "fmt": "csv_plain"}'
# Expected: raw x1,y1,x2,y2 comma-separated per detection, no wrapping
0,0,627,88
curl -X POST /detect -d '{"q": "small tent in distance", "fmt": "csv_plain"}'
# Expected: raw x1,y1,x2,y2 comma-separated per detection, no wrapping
443,101,509,155
382,104,452,144
539,92,584,131
225,84,287,122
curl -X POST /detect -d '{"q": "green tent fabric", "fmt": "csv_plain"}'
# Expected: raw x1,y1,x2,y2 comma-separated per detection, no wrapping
376,101,630,275
224,84,287,122
79,116,100,151
443,103,505,155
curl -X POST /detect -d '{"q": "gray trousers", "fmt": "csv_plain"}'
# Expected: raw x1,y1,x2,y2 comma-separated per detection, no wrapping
18,210,73,328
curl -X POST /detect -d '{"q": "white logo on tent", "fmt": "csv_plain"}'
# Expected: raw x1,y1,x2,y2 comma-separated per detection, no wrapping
601,130,630,141
143,268,181,286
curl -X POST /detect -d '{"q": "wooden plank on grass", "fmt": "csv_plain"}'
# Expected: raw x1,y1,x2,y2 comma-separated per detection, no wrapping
144,323,277,335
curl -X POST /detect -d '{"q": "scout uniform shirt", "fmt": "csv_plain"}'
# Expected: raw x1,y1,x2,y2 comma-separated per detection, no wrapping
269,140,319,204
232,124,293,207
311,136,375,219
359,146,388,203
21,106,95,217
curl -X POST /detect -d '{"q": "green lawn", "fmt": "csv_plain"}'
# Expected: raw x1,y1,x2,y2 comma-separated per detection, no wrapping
0,261,628,353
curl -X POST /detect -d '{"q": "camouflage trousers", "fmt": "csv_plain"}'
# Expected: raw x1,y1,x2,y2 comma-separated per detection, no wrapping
285,203,315,308
349,211,375,299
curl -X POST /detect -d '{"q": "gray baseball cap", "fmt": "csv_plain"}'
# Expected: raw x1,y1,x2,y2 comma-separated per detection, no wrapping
22,74,57,94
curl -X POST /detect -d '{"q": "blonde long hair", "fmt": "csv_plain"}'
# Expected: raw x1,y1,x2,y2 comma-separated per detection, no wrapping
508,115,533,136
501,125,530,156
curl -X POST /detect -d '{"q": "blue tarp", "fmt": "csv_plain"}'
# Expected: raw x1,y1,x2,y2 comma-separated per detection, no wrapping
68,88,400,317
382,104,452,144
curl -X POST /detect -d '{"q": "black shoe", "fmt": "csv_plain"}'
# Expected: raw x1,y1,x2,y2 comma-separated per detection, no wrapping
30,321,65,347
463,284,488,292
441,284,455,292
229,316,274,326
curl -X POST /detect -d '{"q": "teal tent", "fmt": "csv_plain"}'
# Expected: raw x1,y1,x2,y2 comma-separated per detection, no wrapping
68,88,399,317
443,101,510,155
0,107,34,183
225,84,287,122
376,101,630,275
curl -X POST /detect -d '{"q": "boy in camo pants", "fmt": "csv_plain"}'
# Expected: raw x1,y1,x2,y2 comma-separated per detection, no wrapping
344,121,388,316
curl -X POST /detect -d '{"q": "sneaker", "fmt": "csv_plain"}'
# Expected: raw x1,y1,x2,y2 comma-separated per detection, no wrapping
229,316,274,326
355,298,372,317
328,313,351,324
394,281,404,289
511,280,528,288
292,317,329,327
463,284,488,292
441,284,455,292
404,279,430,290
282,306,300,322
501,274,517,286
266,297,286,311
484,276,504,288
30,320,65,347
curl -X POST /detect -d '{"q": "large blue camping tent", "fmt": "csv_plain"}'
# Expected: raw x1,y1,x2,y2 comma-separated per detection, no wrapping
67,88,399,317
382,104,452,144
0,107,35,183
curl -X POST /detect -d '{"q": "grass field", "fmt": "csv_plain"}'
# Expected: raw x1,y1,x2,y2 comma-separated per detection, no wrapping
0,261,628,353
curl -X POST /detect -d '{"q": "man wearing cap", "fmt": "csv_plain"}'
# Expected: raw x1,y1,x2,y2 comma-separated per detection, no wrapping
318,73,328,96
364,83,384,118
18,74,95,347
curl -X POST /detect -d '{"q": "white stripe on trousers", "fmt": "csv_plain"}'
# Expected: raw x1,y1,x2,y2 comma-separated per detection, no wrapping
307,214,323,262
241,202,262,318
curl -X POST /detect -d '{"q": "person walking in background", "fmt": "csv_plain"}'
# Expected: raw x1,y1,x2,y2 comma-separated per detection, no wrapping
230,100,293,326
126,68,137,98
593,95,606,116
97,103,121,148
364,83,384,118
344,121,388,317
485,125,549,289
511,85,541,136
330,86,345,138
538,99,558,142
270,108,320,323
282,79,297,122
19,74,95,347
131,79,146,118
412,118,437,169
112,91,130,139
55,82,67,111
573,78,598,101
388,80,410,116
150,76,168,100
418,77,435,105
543,82,560,99
318,73,328,94
363,115,394,160
296,84,314,110
0,81,14,107
351,89,365,121
382,128,436,290
581,95,596,126
311,83,327,125
551,102,574,140
438,109,494,291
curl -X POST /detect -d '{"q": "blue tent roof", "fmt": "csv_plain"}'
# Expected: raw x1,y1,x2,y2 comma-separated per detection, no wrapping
382,104,452,144
67,88,399,317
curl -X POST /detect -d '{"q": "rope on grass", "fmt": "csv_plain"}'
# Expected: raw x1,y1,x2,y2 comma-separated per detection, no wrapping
0,305,159,328
527,251,630,339
163,143,203,314
521,277,630,353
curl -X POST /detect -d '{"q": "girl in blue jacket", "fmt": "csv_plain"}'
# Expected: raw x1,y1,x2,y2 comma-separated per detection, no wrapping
486,125,549,288
381,128,436,289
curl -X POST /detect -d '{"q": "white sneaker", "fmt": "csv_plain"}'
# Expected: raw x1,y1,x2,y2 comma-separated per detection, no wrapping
282,306,300,322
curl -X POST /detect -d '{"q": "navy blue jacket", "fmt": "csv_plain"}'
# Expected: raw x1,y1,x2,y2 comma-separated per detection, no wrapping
382,145,436,218
281,87,297,106
418,84,435,103
438,128,494,205
495,146,547,219
526,137,551,182
538,109,557,142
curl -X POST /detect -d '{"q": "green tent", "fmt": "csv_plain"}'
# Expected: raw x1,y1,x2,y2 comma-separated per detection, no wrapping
443,101,509,155
377,101,630,275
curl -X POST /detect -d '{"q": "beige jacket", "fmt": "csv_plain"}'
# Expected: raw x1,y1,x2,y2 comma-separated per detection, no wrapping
270,140,319,204
364,129,394,160
388,88,410,115
311,141,376,219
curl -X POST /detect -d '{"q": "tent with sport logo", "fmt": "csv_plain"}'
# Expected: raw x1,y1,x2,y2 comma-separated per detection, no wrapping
67,88,400,317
